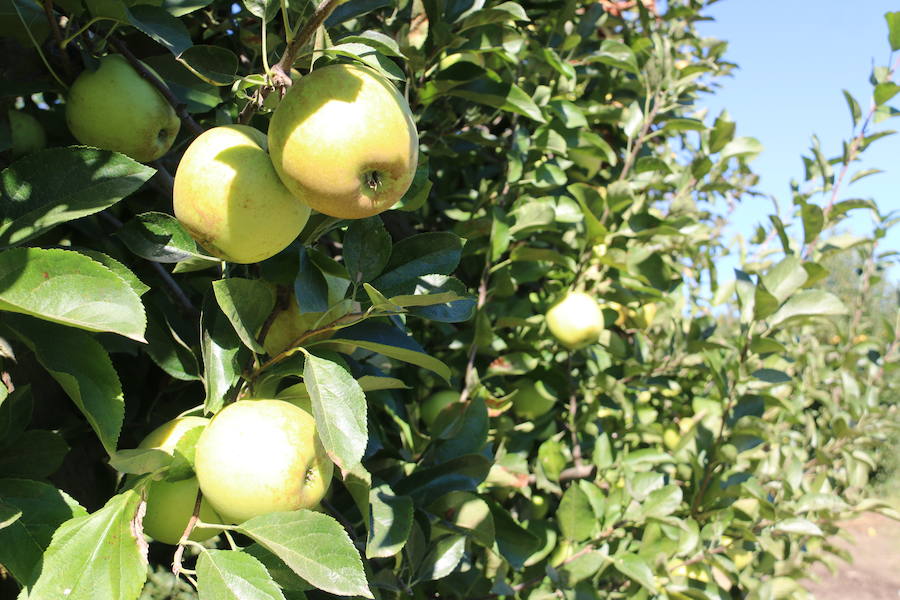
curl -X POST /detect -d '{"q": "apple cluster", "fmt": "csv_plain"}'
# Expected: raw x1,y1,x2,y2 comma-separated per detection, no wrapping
64,56,419,264
134,399,333,545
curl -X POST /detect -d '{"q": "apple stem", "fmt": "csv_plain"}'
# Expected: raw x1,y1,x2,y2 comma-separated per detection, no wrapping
238,0,347,124
109,37,205,138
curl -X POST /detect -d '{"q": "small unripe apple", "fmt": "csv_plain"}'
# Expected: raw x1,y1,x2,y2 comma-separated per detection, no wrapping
268,63,419,219
194,399,334,524
262,294,305,356
421,390,460,428
137,416,222,545
66,54,180,162
7,110,46,157
545,291,604,349
173,125,310,263
511,379,556,420
530,493,550,520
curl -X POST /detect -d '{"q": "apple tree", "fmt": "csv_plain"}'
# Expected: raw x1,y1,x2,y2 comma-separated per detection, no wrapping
0,0,898,599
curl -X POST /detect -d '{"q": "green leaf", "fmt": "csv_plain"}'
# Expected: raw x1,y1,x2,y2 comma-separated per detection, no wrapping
372,232,463,296
201,293,243,414
615,553,656,593
768,290,847,328
886,11,900,51
486,499,540,570
366,484,413,558
641,485,682,519
415,534,466,581
428,491,494,548
801,203,824,244
0,147,155,247
212,278,276,353
761,255,808,303
241,0,279,21
108,448,172,475
25,490,147,599
587,39,639,74
875,82,900,106
4,316,124,455
76,249,149,298
0,479,87,586
197,549,287,600
843,90,862,127
325,44,406,81
303,353,367,472
118,211,219,265
772,517,824,537
338,31,403,57
444,77,544,123
0,429,68,478
0,248,146,341
323,321,452,382
558,482,595,541
177,45,239,86
458,1,529,31
128,4,192,55
721,136,763,160
343,217,392,284
0,384,32,441
752,368,791,384
238,511,373,598
393,454,491,506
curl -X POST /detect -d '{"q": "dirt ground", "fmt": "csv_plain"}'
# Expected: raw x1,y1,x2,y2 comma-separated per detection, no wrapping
803,512,900,600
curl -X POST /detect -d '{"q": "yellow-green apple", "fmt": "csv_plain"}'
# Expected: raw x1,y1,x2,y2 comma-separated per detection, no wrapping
7,110,45,157
511,379,556,420
65,54,180,162
268,63,419,219
194,399,333,523
173,125,310,263
262,293,306,356
421,390,460,428
137,416,222,545
545,291,604,349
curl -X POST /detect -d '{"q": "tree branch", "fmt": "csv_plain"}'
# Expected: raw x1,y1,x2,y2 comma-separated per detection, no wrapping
109,37,204,138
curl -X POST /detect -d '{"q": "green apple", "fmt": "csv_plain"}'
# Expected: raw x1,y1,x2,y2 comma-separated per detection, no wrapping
194,399,334,524
65,54,180,162
545,291,604,349
511,379,556,420
530,492,550,520
262,294,306,356
421,390,460,428
268,63,419,219
137,416,222,545
7,110,45,157
173,125,311,263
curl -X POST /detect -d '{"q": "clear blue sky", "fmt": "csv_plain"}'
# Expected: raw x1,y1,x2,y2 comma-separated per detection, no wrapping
694,0,900,283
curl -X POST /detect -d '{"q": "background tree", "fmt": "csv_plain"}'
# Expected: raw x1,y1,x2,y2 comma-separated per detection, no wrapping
0,0,897,599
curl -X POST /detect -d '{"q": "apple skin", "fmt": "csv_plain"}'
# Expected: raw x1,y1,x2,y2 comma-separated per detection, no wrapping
545,291,604,349
511,380,556,420
421,390,460,428
65,54,180,162
194,399,334,524
268,63,419,219
7,110,46,157
137,416,222,545
262,294,306,356
173,125,311,263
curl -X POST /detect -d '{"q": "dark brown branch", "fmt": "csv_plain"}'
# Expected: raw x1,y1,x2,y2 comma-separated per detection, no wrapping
42,0,73,80
238,0,346,124
109,37,204,138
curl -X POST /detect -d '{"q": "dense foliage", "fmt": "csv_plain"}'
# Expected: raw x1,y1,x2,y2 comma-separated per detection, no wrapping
0,0,897,599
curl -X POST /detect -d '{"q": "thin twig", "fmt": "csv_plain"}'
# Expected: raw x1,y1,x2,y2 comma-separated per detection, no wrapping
172,489,203,576
42,0,74,80
109,37,204,137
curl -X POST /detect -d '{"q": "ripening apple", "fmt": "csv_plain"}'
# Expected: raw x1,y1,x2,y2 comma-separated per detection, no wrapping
7,110,46,157
65,54,180,162
137,416,222,545
421,390,460,428
268,63,419,219
262,293,306,356
194,399,334,524
511,379,556,420
545,291,604,349
173,125,311,263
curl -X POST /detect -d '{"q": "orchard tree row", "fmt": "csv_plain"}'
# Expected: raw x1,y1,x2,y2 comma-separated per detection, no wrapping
0,0,898,599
